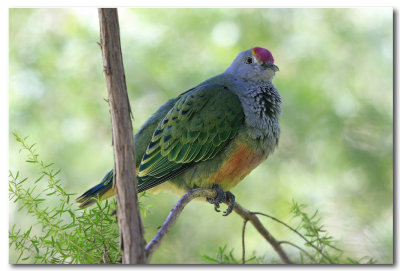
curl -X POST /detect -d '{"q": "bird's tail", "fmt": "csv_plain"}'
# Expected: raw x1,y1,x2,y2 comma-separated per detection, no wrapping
76,168,172,208
76,170,115,208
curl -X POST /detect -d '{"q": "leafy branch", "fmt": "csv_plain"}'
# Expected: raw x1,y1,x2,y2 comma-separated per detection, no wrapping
9,133,124,264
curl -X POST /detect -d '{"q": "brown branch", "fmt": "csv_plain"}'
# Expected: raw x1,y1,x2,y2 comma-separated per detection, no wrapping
145,188,217,261
250,211,333,264
98,8,146,264
144,188,292,264
233,201,292,264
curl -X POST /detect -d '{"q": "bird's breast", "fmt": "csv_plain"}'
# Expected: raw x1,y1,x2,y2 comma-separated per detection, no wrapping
207,141,267,190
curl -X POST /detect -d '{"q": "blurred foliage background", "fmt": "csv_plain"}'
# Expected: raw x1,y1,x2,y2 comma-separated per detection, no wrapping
9,8,393,264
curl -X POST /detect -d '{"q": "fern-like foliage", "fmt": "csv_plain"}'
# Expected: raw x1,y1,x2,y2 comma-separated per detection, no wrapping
9,132,149,264
289,200,376,264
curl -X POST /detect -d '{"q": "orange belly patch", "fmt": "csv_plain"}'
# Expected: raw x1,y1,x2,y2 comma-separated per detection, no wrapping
210,142,265,189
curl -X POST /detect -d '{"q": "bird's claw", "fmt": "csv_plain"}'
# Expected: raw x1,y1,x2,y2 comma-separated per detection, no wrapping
206,185,226,208
223,191,235,216
206,185,235,216
214,202,221,212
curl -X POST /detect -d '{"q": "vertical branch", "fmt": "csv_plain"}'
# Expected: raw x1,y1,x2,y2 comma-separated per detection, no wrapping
98,8,146,264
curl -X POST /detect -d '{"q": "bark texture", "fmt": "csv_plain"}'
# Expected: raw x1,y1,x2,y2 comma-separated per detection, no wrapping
98,8,146,264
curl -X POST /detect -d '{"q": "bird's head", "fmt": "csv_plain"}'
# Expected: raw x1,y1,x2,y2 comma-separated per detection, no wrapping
225,47,279,82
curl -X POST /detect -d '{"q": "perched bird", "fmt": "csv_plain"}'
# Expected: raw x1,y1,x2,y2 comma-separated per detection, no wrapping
76,47,281,215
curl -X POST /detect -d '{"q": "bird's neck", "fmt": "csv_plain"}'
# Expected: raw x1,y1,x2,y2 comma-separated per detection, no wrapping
236,80,282,144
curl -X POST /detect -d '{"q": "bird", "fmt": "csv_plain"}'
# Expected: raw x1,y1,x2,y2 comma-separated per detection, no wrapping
76,47,281,216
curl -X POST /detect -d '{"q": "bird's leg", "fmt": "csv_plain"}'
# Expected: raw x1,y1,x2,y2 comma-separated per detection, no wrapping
206,185,236,216
223,191,235,216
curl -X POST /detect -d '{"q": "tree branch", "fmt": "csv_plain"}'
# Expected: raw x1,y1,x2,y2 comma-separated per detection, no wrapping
98,8,146,264
233,200,293,264
250,211,333,263
145,188,217,260
144,188,292,264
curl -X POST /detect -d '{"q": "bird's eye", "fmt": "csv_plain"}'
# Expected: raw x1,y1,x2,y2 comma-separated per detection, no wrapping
245,57,253,64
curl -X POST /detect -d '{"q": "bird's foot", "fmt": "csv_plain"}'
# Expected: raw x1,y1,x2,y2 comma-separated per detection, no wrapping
206,185,225,212
206,185,236,216
223,191,235,216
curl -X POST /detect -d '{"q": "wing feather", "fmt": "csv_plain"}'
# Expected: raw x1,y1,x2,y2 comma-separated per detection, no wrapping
137,83,244,192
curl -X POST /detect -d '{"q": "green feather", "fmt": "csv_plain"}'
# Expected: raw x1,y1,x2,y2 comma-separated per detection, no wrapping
137,83,244,186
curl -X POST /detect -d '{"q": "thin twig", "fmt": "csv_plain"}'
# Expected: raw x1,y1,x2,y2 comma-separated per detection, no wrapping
242,219,248,264
251,211,333,264
278,241,316,263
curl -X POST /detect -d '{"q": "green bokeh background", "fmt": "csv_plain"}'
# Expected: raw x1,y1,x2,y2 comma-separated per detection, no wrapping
9,8,393,264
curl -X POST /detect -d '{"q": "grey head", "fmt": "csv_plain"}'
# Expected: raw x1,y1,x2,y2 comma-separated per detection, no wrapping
224,47,279,83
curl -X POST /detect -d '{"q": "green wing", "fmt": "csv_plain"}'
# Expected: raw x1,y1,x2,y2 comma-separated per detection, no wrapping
136,83,244,192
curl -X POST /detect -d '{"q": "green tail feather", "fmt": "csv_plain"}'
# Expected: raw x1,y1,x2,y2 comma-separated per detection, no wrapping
76,162,195,208
76,170,114,208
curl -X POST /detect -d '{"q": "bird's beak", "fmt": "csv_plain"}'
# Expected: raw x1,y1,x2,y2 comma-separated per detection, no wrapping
262,62,279,72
